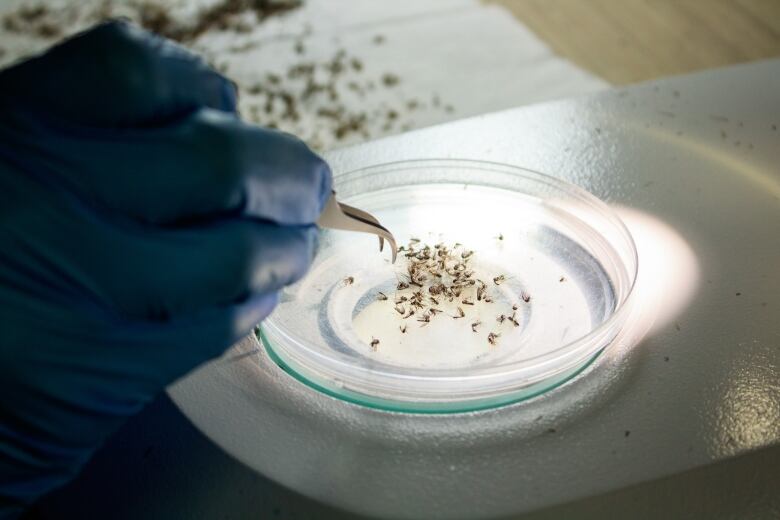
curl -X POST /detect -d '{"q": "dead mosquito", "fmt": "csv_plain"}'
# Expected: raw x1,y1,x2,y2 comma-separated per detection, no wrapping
394,304,405,315
343,276,355,286
397,281,410,290
471,320,481,333
462,298,474,306
493,275,506,285
428,283,446,295
521,291,531,303
370,337,380,350
488,332,501,345
400,324,407,333
496,314,506,324
417,313,431,326
453,307,465,319
377,292,388,301
476,283,487,301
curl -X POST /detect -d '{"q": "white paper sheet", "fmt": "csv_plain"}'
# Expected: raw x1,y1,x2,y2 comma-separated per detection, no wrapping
0,0,608,150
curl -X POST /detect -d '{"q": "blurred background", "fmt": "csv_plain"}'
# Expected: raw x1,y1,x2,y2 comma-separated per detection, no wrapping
2,0,778,152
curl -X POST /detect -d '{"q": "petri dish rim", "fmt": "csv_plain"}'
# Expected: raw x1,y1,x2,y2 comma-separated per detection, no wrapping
259,327,605,414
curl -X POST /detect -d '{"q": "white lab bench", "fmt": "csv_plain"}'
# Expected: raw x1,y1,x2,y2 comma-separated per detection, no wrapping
30,59,780,520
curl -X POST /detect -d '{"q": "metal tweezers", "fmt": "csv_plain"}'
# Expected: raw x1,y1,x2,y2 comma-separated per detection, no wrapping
317,191,397,263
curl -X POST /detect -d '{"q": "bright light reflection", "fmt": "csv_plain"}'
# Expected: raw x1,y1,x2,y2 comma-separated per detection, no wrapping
621,206,699,332
604,206,700,354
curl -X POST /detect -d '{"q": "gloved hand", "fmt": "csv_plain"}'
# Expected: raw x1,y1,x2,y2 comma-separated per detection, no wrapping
0,21,331,517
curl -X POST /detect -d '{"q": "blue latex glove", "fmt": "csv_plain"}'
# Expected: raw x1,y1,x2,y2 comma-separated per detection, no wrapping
0,21,331,517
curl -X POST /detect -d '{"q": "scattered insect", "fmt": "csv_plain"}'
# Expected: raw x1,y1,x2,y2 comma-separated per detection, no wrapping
521,291,531,303
384,240,524,338
495,233,504,241
370,337,380,350
559,276,566,282
343,276,354,286
429,283,446,295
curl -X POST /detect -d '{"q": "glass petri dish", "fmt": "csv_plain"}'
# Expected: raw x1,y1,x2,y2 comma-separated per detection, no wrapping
258,159,637,413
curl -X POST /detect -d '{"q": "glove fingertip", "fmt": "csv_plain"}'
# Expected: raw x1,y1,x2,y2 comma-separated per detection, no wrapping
233,292,280,339
222,79,239,112
316,159,334,214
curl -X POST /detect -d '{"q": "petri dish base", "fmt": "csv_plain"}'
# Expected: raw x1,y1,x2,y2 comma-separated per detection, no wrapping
259,160,637,413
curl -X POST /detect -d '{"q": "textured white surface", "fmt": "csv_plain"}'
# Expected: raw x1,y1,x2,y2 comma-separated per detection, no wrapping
169,59,780,518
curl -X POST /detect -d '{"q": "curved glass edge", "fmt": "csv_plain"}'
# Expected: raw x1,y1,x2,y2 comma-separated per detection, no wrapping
257,327,602,415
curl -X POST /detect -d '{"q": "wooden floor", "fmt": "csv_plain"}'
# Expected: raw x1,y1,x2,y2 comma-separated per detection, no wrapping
485,0,780,85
